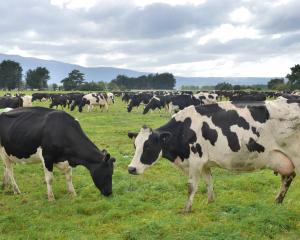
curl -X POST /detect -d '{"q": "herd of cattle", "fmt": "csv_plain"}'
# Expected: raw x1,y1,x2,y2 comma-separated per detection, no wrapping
1,90,300,213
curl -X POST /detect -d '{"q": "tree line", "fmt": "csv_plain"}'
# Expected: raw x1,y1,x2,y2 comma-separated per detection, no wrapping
1,59,300,91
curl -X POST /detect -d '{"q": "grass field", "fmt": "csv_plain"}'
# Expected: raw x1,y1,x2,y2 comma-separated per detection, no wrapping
0,95,300,239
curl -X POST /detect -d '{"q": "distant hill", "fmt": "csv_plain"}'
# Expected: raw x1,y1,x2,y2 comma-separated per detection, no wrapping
0,53,273,88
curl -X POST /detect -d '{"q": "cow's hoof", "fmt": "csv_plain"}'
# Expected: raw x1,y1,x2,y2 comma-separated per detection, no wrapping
47,195,55,202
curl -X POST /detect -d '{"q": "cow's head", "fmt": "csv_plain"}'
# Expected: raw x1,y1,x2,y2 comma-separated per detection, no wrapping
90,150,115,196
127,126,172,174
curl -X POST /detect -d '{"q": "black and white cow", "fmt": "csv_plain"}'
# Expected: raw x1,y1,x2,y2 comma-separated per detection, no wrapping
49,94,68,109
32,93,49,102
0,107,115,200
0,96,23,109
143,95,169,114
168,94,202,113
127,93,153,112
106,92,115,104
80,93,108,112
128,97,300,212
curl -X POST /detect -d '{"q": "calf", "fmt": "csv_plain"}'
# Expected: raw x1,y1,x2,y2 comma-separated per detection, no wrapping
0,107,115,200
128,97,300,212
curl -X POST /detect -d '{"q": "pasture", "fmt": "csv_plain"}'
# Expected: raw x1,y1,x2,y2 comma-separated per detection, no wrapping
0,94,300,239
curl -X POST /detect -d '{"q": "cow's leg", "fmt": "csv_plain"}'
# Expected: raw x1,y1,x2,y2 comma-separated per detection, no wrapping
39,152,55,201
183,161,201,213
2,168,9,189
202,167,215,203
87,104,91,112
3,158,21,194
55,161,76,197
42,164,55,201
275,172,296,203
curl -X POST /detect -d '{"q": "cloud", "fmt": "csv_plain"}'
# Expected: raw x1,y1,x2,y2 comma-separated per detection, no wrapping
0,0,299,77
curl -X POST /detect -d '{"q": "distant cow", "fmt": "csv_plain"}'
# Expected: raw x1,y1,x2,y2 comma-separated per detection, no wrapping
127,93,153,112
0,107,115,200
106,92,115,104
32,93,49,102
128,97,300,212
0,96,23,109
168,94,202,113
49,94,68,109
80,93,108,112
143,95,169,114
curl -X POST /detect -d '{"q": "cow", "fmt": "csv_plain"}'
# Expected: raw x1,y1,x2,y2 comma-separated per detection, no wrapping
168,94,202,114
21,95,33,107
194,92,218,104
49,94,68,109
127,93,153,112
69,94,85,112
127,97,300,213
0,107,115,200
106,92,115,104
32,93,50,102
0,96,23,109
80,93,108,112
143,95,169,114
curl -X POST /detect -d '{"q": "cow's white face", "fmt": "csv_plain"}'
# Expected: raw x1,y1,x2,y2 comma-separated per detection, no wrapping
128,127,169,175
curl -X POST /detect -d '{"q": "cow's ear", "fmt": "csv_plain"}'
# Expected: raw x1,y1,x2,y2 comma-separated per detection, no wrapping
104,153,111,162
102,149,107,155
110,157,116,163
128,132,138,140
159,131,172,144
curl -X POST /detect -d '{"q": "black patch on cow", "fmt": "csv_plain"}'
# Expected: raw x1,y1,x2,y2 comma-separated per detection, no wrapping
191,143,203,157
140,117,197,164
92,94,100,103
208,94,214,99
195,104,250,152
286,99,300,107
247,105,269,123
246,138,265,153
202,122,218,145
251,127,260,137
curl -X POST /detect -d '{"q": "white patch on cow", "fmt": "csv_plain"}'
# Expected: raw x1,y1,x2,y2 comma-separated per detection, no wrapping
83,93,108,112
21,95,33,107
153,96,160,101
128,127,153,174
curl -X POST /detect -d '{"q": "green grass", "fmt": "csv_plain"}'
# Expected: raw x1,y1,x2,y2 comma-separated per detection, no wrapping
0,94,300,239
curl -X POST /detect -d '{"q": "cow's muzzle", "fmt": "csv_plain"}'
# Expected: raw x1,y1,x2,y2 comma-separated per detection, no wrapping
128,166,137,175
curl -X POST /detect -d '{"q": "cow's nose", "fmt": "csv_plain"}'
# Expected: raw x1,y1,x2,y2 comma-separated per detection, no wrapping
128,166,137,175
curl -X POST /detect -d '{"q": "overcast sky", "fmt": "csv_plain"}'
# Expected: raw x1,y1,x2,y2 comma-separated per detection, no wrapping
0,0,299,77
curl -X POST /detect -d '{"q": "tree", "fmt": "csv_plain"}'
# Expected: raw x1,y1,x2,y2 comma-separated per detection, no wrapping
267,78,284,90
51,83,58,91
0,60,22,90
286,64,300,90
110,73,176,90
215,82,233,90
61,69,85,90
26,67,50,90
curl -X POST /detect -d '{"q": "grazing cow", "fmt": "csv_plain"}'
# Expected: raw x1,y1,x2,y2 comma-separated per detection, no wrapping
49,94,68,109
127,97,300,212
32,93,49,102
122,93,132,104
80,93,108,112
69,94,85,112
143,95,169,114
0,96,23,109
127,93,153,112
0,107,115,200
